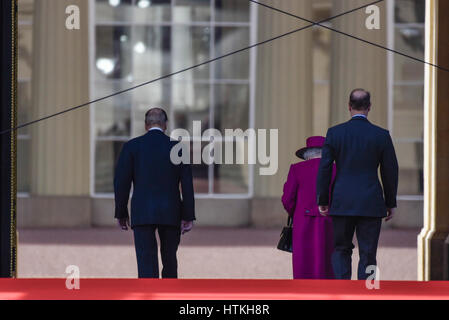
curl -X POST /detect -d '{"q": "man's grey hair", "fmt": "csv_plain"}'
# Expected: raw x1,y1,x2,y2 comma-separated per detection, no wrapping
145,107,168,127
303,148,322,160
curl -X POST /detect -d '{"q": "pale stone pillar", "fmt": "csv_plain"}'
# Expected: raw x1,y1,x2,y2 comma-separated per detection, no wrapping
30,0,90,196
254,0,313,197
252,0,313,225
418,0,449,281
329,0,388,127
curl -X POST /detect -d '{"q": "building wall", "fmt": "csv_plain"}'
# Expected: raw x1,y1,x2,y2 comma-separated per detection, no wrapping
17,0,426,229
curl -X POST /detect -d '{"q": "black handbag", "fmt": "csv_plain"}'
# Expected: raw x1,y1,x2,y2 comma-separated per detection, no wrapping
277,216,293,253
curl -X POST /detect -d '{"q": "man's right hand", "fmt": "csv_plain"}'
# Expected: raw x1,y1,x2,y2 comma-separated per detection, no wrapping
385,208,396,222
181,220,193,235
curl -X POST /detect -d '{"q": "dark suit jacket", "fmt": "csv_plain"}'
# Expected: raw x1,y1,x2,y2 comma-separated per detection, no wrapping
316,117,398,218
114,129,195,227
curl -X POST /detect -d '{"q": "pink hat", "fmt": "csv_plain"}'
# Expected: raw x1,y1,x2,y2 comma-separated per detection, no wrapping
295,136,326,160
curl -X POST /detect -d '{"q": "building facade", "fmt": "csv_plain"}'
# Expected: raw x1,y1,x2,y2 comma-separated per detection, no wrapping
17,0,426,228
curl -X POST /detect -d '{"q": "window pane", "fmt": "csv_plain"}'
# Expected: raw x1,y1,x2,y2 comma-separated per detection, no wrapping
132,26,171,81
393,85,424,140
214,84,249,131
172,26,211,80
18,138,31,193
394,27,424,81
94,81,132,137
214,27,250,79
174,0,211,22
133,0,171,23
214,164,249,194
95,26,132,80
172,83,210,136
96,0,134,22
395,142,424,195
215,0,250,22
192,142,210,194
395,0,425,23
95,140,125,193
393,85,424,110
395,28,424,81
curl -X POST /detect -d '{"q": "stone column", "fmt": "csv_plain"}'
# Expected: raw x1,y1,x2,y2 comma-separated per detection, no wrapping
418,0,449,281
329,0,388,127
252,0,313,226
21,0,91,227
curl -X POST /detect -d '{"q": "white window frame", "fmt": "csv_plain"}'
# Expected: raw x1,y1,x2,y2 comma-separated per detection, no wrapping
387,0,425,202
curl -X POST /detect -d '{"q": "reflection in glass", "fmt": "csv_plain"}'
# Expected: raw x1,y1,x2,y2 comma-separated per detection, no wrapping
133,0,171,23
395,0,425,23
215,0,250,22
94,81,132,137
95,26,132,80
172,26,210,80
214,84,249,131
396,142,424,195
394,28,424,82
172,83,210,135
174,0,210,22
214,163,249,194
132,26,171,80
215,27,250,79
95,140,125,193
96,0,134,22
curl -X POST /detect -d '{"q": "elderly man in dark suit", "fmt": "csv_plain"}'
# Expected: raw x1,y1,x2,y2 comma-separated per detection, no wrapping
114,108,195,278
316,89,398,280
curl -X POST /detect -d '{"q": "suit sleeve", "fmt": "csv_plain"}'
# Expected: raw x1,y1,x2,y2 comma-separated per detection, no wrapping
380,132,399,208
114,143,133,219
316,129,336,206
180,162,196,221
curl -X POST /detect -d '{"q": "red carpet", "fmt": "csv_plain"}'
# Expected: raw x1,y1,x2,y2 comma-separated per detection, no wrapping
0,279,449,300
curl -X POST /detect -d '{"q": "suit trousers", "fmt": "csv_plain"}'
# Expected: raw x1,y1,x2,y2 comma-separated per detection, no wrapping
331,216,382,280
133,224,181,278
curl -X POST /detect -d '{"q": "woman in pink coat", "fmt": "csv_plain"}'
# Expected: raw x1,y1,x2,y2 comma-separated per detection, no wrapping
281,136,336,279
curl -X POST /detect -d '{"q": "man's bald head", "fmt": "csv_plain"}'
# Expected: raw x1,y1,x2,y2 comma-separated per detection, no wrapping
349,89,371,111
145,107,168,130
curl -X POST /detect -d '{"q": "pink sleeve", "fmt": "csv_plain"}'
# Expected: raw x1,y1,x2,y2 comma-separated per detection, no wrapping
282,165,299,216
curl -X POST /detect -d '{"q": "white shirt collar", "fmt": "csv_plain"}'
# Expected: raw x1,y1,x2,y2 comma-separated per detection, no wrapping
352,114,367,119
149,127,164,132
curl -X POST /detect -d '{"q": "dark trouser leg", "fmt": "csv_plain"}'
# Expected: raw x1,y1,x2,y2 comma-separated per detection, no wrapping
356,217,382,280
331,216,357,280
133,225,159,278
157,225,181,279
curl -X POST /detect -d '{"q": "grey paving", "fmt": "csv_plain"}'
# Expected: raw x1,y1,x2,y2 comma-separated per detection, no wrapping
17,227,419,280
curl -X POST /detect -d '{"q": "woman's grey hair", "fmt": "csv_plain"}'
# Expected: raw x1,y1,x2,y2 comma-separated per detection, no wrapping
303,148,322,160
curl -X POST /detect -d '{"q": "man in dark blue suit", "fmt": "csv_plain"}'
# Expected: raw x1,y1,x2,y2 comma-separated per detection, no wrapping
316,89,398,280
114,108,195,278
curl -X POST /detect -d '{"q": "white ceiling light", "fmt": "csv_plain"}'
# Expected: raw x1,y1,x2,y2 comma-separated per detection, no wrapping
109,0,121,7
96,58,115,75
137,0,151,8
134,41,146,54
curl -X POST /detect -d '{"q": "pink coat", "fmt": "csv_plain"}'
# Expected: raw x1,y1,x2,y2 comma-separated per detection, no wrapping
282,158,336,279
